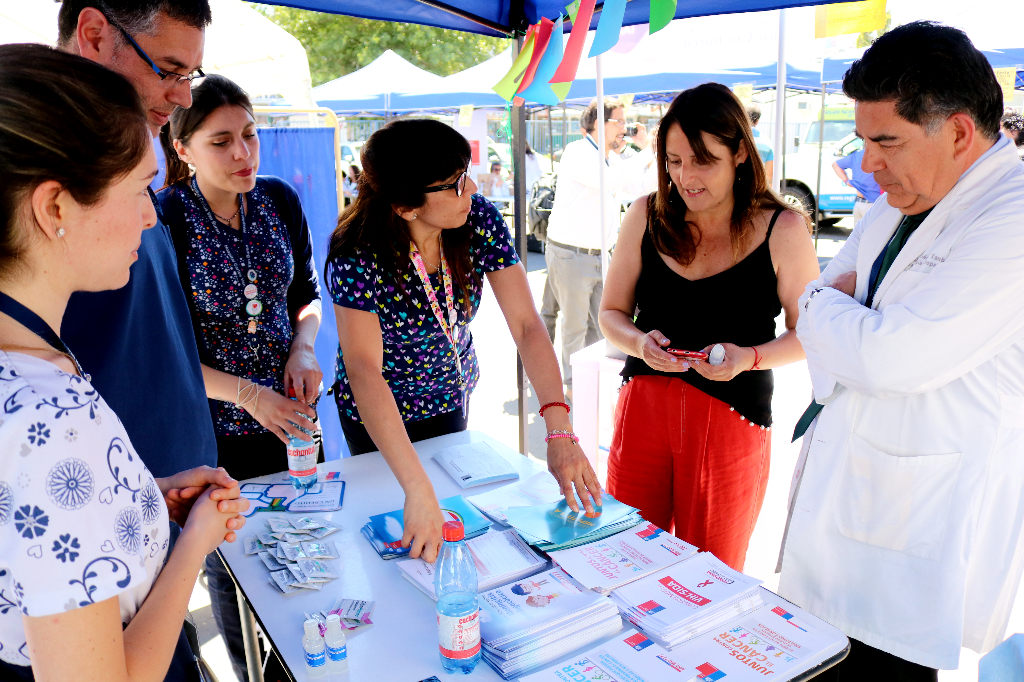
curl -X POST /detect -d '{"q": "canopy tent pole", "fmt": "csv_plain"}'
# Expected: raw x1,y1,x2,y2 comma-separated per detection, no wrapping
814,82,827,248
772,9,786,193
562,106,568,155
547,105,554,157
511,36,530,457
411,0,513,34
596,54,608,280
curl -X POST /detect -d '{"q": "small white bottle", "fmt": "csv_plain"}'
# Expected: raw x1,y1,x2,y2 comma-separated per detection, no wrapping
302,619,327,677
324,613,349,673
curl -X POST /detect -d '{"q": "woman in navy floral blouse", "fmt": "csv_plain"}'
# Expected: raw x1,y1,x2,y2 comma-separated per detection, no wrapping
326,119,602,564
158,76,323,481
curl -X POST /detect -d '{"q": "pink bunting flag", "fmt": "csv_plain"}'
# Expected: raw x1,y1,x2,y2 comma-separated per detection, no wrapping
550,0,596,84
516,18,555,95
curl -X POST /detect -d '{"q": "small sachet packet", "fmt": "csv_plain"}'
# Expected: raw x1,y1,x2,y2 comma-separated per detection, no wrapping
297,558,339,582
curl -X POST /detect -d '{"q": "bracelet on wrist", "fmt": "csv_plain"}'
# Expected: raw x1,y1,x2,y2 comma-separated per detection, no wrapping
749,346,762,371
539,401,570,417
545,430,579,445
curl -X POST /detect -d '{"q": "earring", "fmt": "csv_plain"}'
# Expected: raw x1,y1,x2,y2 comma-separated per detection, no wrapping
412,214,418,219
56,228,65,238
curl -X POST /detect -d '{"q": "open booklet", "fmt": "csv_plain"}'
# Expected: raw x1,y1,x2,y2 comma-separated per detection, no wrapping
431,441,521,488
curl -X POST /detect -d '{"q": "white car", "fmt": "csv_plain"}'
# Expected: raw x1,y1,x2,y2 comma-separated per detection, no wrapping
781,122,860,223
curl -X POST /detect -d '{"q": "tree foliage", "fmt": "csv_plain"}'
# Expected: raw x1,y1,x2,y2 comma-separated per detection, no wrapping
250,4,508,86
856,12,892,48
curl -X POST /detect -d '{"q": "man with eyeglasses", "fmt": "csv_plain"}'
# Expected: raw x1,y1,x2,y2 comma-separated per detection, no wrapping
56,3,245,681
545,97,653,398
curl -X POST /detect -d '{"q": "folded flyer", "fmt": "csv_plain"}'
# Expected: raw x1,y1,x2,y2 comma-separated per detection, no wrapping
369,494,491,547
502,494,638,546
467,471,565,523
519,628,696,682
398,529,547,599
431,441,520,488
240,480,345,516
550,522,698,594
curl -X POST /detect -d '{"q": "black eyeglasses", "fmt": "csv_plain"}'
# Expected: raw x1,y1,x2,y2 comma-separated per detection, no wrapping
105,14,205,86
423,170,469,197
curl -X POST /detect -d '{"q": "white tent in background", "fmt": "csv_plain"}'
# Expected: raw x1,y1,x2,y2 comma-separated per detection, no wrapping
0,0,315,107
313,49,444,113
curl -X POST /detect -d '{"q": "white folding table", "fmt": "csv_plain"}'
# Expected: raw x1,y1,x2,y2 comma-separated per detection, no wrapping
218,430,848,681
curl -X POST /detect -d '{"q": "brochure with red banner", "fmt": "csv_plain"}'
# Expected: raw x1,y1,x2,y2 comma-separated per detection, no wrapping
609,553,763,649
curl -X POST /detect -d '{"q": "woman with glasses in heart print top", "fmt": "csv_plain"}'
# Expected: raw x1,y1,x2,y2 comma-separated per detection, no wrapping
325,119,603,564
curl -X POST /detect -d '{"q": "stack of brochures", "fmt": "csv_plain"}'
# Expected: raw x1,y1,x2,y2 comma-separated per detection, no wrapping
501,493,645,553
431,440,520,488
549,521,698,595
397,528,548,598
466,471,565,523
519,628,686,682
478,567,623,680
610,552,763,649
361,494,491,560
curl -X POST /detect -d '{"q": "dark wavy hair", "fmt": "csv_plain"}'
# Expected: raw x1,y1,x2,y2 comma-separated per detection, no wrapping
159,74,254,188
652,83,806,266
0,43,149,279
325,119,477,313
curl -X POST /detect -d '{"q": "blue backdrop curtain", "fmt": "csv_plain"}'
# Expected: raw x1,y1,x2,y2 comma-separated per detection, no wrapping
257,127,349,460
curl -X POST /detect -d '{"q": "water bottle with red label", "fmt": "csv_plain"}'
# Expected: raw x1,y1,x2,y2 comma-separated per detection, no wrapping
287,381,323,490
435,520,481,673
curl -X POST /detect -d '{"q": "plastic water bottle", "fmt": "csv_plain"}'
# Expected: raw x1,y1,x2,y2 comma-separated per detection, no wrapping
287,383,322,490
324,614,349,673
434,520,481,673
302,619,327,677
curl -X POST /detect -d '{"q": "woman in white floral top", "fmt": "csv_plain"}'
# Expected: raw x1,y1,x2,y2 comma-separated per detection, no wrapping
0,45,247,681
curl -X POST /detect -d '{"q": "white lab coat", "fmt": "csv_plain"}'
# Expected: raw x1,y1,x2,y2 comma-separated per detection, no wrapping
778,136,1024,669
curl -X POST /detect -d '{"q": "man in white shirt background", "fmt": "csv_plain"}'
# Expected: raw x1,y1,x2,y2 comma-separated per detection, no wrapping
781,21,1024,680
545,97,654,396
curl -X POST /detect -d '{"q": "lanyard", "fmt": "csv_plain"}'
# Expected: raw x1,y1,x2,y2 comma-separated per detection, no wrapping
0,291,88,379
585,134,610,166
408,240,464,388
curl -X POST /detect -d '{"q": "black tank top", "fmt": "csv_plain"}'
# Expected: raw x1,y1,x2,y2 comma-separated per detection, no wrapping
621,205,783,427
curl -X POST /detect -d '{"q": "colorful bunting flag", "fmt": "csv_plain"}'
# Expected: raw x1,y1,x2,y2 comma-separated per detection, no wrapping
589,0,629,58
565,0,581,23
650,0,677,34
492,26,538,101
518,16,567,105
516,17,555,95
551,0,596,84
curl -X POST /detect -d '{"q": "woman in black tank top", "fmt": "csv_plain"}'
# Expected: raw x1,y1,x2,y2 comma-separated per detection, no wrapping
598,84,821,570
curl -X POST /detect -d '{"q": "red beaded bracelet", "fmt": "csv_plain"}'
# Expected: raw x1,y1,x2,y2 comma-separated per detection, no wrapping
544,430,579,444
539,401,570,417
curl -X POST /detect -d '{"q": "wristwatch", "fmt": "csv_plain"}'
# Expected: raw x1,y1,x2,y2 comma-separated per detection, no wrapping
804,287,827,311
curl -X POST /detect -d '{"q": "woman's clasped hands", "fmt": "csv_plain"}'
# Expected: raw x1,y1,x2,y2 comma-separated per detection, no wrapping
158,465,249,549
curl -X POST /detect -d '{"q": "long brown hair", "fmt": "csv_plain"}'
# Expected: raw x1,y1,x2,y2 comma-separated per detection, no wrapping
158,74,254,188
652,83,807,265
325,119,478,314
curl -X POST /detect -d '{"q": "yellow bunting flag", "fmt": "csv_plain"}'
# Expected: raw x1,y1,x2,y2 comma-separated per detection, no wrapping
493,31,537,101
814,0,886,39
994,67,1017,103
732,84,753,106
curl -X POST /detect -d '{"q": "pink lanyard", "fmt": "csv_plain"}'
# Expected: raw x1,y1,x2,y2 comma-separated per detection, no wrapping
409,240,465,388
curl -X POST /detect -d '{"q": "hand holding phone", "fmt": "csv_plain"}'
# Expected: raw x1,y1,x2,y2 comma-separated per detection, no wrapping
665,348,708,361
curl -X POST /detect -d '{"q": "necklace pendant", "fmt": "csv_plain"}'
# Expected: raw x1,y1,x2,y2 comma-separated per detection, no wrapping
247,319,257,334
244,283,258,300
247,269,258,283
246,299,263,317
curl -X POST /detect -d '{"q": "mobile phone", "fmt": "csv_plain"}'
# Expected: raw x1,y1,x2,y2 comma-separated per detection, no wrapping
665,348,708,361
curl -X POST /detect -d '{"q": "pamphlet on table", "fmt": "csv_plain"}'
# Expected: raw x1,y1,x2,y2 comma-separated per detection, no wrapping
519,628,695,682
397,529,548,599
549,522,698,595
431,441,520,488
466,471,565,523
502,493,639,546
363,494,491,560
610,552,763,649
239,476,345,517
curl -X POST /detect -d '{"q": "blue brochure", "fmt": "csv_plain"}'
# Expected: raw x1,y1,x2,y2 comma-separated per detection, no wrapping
369,494,492,544
501,494,638,545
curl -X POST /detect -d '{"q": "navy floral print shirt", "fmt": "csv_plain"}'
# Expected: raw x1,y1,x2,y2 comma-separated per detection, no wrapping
158,177,321,437
327,194,518,423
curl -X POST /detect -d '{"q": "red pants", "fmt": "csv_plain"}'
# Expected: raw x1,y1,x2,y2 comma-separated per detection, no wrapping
606,375,771,571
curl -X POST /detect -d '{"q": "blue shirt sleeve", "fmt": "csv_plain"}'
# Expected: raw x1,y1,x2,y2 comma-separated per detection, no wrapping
326,251,379,312
835,153,855,170
470,194,520,273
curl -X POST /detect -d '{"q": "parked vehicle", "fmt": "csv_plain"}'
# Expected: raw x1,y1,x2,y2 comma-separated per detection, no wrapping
781,106,858,223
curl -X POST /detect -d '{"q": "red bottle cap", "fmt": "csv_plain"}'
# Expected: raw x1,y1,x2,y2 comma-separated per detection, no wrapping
442,520,464,542
288,387,296,398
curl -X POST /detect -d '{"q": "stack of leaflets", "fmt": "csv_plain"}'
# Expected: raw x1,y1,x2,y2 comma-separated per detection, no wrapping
478,567,623,679
397,529,548,599
305,597,376,633
549,522,698,595
361,494,491,560
520,628,693,682
431,441,520,488
502,494,645,553
242,516,341,594
610,553,763,649
467,471,565,524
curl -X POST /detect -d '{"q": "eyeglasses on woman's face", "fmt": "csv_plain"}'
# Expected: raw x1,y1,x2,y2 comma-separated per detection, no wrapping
105,14,205,86
423,169,470,197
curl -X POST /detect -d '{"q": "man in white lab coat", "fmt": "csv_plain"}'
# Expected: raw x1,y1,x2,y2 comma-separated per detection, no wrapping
779,21,1024,680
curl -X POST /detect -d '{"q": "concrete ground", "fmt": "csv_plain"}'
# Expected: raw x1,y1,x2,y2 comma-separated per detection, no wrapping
192,218,1021,682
